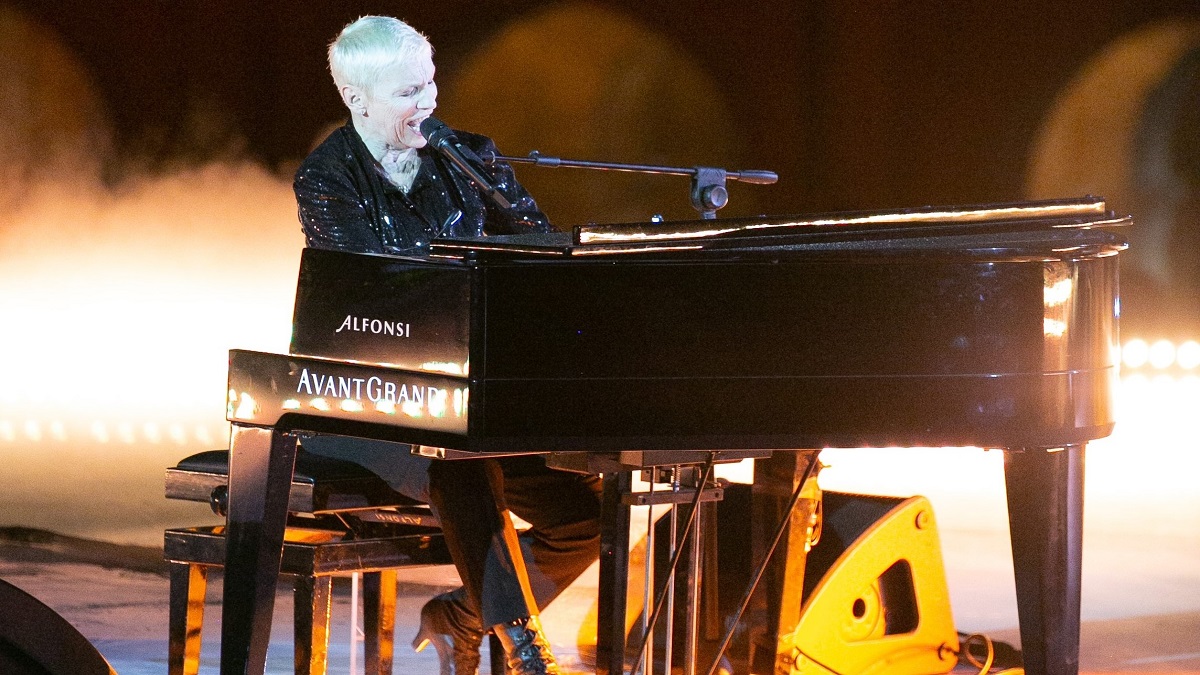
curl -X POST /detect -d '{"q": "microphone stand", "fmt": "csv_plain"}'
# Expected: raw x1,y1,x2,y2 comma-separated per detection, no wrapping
480,150,778,220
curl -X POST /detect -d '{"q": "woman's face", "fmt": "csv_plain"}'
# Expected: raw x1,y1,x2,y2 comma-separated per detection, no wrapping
358,51,437,153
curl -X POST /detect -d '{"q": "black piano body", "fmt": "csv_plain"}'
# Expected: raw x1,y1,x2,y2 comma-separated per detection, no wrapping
219,198,1127,675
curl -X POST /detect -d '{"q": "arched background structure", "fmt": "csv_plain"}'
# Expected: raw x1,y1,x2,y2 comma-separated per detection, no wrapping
439,3,744,226
1026,20,1200,338
0,6,112,208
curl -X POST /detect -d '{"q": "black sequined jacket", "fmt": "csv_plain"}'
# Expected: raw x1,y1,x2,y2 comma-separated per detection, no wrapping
293,121,552,255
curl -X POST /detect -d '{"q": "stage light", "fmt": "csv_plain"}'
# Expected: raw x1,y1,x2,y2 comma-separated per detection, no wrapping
117,422,136,444
91,421,110,443
195,425,217,445
1177,341,1200,370
1121,339,1149,368
24,420,42,442
1148,340,1176,369
143,422,162,444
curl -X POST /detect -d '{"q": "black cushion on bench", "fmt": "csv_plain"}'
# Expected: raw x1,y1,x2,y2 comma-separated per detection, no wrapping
166,448,425,514
176,448,383,484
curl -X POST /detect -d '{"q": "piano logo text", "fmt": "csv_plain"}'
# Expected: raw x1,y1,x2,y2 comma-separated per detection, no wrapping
335,314,411,338
295,367,450,412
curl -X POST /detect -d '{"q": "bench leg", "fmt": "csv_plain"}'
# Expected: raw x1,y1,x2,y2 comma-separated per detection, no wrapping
294,575,333,675
363,570,397,675
168,562,208,675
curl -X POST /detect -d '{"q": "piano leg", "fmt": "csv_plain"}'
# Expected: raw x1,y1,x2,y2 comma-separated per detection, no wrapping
596,470,633,675
1003,445,1085,675
220,425,299,675
752,450,820,675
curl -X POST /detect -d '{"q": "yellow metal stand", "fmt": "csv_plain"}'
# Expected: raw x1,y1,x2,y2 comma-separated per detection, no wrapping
783,493,959,675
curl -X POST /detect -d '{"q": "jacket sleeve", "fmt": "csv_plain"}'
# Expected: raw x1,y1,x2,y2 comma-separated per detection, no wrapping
293,153,387,253
464,133,555,235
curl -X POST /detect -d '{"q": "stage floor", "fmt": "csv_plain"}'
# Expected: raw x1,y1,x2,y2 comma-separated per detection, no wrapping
2,525,1197,675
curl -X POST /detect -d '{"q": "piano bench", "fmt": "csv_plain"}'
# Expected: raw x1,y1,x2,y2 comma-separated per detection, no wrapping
164,449,459,675
164,524,451,675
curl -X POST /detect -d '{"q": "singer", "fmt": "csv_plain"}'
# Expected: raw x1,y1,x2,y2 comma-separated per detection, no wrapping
293,16,602,675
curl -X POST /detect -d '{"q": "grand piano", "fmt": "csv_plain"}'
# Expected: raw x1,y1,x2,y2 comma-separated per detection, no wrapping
219,197,1127,675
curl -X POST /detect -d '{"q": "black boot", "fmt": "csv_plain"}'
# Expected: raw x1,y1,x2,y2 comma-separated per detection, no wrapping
493,616,560,675
412,591,485,675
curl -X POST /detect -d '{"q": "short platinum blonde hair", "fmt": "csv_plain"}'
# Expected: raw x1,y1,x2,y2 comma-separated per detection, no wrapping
328,16,432,92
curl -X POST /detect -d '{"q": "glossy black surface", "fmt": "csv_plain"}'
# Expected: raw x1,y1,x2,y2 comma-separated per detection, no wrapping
260,220,1123,452
291,251,473,372
219,205,1126,675
228,350,469,443
1005,446,1085,675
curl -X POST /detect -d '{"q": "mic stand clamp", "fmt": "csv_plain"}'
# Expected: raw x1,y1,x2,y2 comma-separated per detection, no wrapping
691,167,730,220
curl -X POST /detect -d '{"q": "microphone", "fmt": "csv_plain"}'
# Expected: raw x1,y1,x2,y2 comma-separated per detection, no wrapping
418,116,512,209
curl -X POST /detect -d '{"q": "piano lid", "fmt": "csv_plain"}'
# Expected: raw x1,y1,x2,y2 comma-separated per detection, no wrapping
429,196,1130,258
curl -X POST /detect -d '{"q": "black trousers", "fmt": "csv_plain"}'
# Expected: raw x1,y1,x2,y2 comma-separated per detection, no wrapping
428,455,603,626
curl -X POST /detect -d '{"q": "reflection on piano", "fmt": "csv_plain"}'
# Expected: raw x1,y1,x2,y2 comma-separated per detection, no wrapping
217,197,1127,675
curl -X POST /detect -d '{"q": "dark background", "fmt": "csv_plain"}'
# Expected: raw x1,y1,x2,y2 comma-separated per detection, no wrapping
8,0,1200,334
11,0,1196,210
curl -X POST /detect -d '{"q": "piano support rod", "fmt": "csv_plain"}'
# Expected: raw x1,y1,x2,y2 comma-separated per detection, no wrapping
643,478,656,675
685,491,703,675
702,452,821,675
629,455,717,675
665,470,678,675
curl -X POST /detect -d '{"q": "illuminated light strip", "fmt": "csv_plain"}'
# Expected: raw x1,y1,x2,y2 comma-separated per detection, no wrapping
1178,341,1200,369
117,422,136,444
1,417,186,444
1122,338,1200,370
1148,340,1176,369
24,420,42,442
1122,339,1150,368
577,200,1109,244
195,425,216,445
92,421,110,443
0,419,219,444
570,244,705,255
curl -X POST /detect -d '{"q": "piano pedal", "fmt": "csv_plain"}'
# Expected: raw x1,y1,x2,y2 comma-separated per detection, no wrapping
781,492,960,675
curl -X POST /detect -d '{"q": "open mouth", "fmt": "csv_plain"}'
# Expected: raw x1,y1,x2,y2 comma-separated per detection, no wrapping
408,115,430,138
